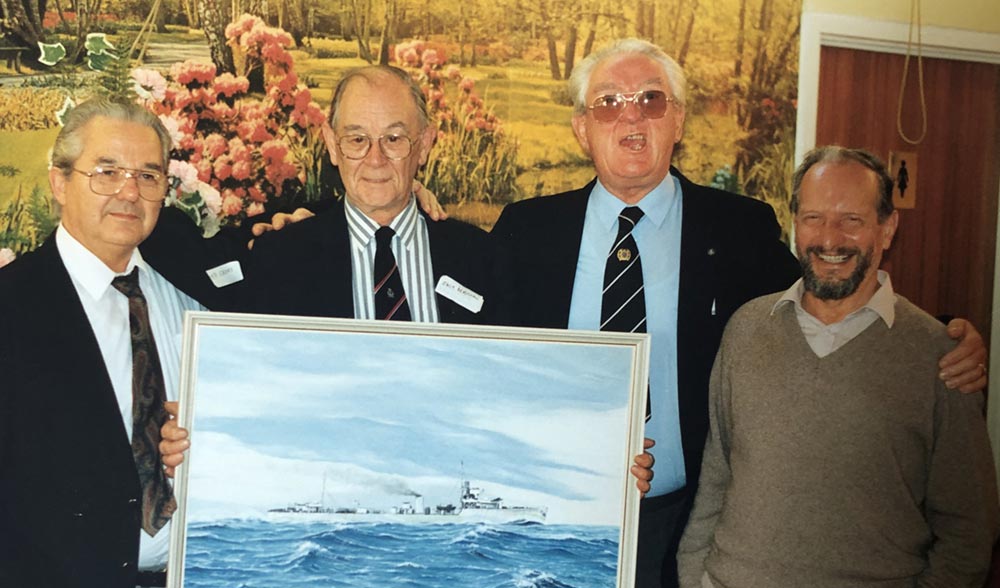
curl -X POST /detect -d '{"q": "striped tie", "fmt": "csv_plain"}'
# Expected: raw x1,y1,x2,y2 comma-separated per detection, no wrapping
601,206,651,420
374,226,412,321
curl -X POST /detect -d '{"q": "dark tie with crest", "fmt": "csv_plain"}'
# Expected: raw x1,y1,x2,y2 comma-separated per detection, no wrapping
374,226,412,321
111,268,177,535
601,206,651,421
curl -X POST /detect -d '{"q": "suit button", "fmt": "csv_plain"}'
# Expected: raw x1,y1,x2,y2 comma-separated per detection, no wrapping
71,512,84,517
128,498,139,504
121,561,130,568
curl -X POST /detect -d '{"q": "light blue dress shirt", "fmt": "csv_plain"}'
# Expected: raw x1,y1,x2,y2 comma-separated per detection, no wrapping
567,175,685,496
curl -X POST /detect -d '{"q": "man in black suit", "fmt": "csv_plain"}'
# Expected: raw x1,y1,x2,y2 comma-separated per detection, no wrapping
143,65,494,324
0,99,202,587
490,38,987,588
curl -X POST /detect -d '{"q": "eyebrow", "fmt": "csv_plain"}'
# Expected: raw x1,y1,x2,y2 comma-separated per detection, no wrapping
94,156,165,173
591,77,666,95
339,121,410,134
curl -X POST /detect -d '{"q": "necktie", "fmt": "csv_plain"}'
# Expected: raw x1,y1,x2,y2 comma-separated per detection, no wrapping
374,226,412,321
111,268,177,535
601,206,651,421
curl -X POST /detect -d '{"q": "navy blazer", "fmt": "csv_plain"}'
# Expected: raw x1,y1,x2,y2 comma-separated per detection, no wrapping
491,168,801,489
142,199,497,325
0,238,144,588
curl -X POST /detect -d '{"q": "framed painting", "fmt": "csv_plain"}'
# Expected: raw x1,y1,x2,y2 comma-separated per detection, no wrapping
167,311,650,587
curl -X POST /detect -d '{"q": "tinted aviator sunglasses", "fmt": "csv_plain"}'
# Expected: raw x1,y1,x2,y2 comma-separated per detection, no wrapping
587,90,677,123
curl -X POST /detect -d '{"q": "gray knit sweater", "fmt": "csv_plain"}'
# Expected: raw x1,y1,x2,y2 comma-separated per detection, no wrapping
677,293,999,588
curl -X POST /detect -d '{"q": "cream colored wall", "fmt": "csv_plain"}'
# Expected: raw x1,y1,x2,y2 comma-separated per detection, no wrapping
803,0,1000,34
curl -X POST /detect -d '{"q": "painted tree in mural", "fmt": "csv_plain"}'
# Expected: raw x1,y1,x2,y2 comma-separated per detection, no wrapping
0,0,47,50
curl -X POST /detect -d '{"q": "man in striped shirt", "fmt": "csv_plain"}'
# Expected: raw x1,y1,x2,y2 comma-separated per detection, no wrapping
145,65,496,325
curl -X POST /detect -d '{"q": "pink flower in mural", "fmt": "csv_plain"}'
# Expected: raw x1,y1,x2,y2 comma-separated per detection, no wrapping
137,17,326,233
221,192,244,216
132,68,167,101
169,159,201,193
214,73,250,98
171,61,215,87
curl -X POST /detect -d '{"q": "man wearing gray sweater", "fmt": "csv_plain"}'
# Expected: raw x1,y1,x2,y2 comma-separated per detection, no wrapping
676,146,999,588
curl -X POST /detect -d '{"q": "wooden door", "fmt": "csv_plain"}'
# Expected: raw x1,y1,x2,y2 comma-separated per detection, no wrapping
816,46,1000,346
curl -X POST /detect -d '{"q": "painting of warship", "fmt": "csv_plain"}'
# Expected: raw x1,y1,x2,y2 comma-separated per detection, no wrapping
169,314,648,588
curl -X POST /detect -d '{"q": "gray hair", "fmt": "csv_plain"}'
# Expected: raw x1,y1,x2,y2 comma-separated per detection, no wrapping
50,98,171,175
328,65,430,129
567,38,687,115
791,146,895,223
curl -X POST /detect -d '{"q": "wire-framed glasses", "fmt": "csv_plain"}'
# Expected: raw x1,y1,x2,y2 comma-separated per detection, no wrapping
71,165,167,202
337,133,415,161
587,90,677,123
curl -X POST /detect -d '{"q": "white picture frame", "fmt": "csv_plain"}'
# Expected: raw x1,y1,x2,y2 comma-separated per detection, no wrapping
168,311,650,587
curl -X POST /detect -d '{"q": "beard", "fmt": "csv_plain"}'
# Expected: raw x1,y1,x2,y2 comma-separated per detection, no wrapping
799,245,873,300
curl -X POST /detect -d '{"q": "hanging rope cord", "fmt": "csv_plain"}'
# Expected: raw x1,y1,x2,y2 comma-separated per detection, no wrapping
896,0,928,145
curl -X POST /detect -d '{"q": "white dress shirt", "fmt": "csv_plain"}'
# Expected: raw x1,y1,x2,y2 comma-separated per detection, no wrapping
56,225,205,571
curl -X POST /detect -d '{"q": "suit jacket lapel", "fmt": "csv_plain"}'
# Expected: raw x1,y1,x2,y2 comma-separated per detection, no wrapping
676,169,718,327
35,237,135,457
318,199,356,318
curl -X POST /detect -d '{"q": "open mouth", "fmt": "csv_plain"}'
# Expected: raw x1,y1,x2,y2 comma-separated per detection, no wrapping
620,133,646,151
816,252,850,264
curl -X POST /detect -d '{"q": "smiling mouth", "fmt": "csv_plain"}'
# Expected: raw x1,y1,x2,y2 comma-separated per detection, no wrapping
620,133,646,151
816,253,850,263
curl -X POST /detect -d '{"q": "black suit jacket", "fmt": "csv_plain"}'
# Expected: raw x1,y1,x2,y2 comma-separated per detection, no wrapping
0,238,144,588
142,199,496,324
491,168,801,489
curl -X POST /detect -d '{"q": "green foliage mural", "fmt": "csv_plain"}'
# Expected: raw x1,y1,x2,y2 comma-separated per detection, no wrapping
0,0,800,266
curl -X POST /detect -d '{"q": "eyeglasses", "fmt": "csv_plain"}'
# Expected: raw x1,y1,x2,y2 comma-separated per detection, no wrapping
587,90,677,123
71,165,167,201
337,133,415,161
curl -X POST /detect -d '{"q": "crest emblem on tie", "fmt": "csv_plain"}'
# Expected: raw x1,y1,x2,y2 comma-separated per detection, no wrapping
386,287,397,299
617,248,632,262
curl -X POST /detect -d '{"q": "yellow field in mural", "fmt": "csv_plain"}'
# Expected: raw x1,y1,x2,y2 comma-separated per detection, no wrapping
0,0,800,258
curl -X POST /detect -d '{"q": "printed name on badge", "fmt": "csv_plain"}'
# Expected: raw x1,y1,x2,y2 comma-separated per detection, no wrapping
206,261,244,288
435,275,483,313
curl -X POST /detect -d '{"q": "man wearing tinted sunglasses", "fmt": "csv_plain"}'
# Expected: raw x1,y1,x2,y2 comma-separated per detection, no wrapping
490,38,988,588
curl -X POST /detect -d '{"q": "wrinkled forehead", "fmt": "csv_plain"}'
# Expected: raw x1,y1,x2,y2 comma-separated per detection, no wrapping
336,75,422,131
588,54,670,97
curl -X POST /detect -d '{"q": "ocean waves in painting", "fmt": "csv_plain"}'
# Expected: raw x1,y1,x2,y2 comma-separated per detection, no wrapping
182,519,618,587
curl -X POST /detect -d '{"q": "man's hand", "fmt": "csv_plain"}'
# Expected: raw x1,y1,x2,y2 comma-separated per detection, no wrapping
939,318,988,393
630,438,656,498
248,208,316,250
160,401,190,478
414,180,447,221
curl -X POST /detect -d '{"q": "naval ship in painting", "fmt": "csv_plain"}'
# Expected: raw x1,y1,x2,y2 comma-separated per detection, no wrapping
268,479,548,524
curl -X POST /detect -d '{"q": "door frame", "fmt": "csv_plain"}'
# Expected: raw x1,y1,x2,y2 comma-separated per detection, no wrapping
794,10,1000,477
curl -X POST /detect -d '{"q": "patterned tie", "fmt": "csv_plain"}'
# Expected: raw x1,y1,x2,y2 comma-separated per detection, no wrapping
601,206,651,421
111,268,176,536
373,226,412,321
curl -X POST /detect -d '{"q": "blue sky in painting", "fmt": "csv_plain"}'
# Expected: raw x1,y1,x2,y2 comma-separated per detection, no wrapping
184,324,640,525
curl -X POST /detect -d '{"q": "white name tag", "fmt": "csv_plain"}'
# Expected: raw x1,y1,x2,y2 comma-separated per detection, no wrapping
206,261,244,288
435,275,483,313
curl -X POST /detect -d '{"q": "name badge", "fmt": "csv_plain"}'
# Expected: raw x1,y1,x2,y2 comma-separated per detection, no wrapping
435,275,483,313
206,261,244,288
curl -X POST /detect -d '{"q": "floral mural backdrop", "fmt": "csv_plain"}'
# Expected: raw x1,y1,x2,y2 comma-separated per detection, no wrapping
0,0,801,265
